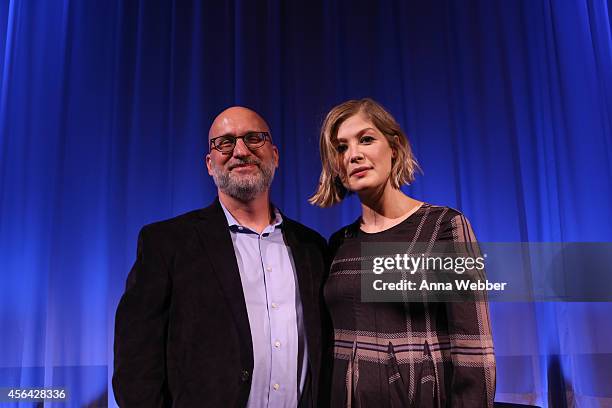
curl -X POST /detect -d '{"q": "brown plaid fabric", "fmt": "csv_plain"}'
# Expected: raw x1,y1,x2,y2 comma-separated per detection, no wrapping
325,204,495,407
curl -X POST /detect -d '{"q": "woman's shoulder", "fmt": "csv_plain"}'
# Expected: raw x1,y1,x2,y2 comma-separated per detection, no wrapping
420,202,463,217
419,203,477,241
328,219,360,247
420,202,474,224
327,203,476,246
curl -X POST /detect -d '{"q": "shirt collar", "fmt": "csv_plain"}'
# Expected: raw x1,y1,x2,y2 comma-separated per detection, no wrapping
219,199,283,232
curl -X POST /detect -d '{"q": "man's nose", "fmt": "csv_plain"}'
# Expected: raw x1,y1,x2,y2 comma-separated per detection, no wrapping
232,138,251,157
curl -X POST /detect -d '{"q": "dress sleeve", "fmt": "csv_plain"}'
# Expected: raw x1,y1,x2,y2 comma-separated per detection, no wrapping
443,213,496,408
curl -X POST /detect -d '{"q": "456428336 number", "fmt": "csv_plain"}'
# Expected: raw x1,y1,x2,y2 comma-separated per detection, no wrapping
1,387,68,402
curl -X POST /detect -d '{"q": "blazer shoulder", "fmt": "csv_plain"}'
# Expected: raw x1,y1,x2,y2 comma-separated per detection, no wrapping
328,227,346,247
283,217,326,249
142,209,201,233
137,209,208,250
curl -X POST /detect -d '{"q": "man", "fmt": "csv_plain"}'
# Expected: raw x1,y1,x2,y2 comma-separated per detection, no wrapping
113,107,329,407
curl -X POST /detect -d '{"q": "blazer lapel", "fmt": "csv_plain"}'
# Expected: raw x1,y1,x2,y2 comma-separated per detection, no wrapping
195,200,253,355
282,222,317,347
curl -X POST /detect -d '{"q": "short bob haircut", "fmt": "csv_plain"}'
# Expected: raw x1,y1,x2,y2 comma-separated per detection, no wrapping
309,98,420,207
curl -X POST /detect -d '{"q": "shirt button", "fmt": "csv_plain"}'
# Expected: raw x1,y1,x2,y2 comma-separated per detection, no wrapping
271,303,278,309
266,266,272,272
273,383,280,391
238,226,244,231
274,340,281,348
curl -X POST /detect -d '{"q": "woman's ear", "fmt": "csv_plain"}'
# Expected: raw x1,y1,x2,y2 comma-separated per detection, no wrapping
391,135,400,159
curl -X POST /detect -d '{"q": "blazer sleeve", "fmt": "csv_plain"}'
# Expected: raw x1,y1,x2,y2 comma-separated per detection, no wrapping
442,213,496,408
113,225,171,407
316,232,338,408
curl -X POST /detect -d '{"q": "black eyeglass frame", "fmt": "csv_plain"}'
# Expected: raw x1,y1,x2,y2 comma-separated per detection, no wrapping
209,131,271,153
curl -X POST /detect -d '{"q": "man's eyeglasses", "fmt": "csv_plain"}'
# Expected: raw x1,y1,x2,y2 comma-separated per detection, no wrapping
210,132,271,153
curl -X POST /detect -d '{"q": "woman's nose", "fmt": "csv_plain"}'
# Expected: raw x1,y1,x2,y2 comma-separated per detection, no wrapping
348,144,364,163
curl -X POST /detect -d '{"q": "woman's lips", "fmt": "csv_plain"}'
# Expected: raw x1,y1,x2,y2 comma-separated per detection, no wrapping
350,167,371,177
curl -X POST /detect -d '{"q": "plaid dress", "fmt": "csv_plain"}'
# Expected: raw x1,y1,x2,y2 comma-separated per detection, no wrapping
325,204,495,407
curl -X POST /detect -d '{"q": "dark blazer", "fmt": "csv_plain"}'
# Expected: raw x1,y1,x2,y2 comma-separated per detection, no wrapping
113,199,330,407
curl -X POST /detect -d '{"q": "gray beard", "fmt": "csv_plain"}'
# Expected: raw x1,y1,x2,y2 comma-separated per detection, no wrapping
211,160,275,202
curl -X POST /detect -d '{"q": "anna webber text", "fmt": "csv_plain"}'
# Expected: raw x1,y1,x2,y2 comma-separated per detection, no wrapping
372,279,507,292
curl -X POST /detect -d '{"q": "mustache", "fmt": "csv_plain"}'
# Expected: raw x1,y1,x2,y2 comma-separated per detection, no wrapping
227,158,262,170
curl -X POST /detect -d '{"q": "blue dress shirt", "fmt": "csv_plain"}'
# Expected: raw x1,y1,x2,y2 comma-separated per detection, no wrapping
220,202,308,407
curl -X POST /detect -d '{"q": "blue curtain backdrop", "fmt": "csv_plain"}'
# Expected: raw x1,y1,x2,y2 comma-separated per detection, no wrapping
1,0,611,406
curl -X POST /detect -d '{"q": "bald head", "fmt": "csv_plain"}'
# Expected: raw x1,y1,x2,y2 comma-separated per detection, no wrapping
206,106,278,203
208,106,271,141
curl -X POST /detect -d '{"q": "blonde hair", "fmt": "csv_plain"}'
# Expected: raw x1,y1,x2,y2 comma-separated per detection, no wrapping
309,98,420,207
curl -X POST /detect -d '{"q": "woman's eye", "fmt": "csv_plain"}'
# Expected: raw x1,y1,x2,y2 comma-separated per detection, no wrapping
336,144,348,153
360,135,375,143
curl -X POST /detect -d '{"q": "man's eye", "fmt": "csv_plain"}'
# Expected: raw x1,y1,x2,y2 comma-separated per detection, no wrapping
336,144,348,153
245,133,264,144
218,137,234,147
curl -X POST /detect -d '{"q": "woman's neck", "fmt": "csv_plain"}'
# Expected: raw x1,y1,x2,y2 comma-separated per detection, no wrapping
358,185,422,233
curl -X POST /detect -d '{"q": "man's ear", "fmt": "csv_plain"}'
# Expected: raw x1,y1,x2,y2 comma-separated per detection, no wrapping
272,145,279,167
205,153,213,175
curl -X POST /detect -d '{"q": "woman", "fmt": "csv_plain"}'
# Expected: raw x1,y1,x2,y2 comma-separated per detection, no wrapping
310,98,495,407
